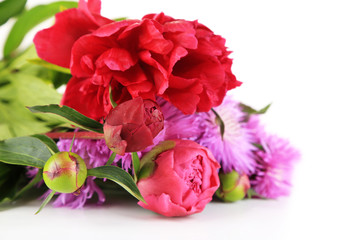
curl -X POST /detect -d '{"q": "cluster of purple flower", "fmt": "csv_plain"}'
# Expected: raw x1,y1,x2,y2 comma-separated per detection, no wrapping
30,96,299,208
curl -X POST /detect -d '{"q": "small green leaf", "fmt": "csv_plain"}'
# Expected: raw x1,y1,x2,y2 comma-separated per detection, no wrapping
27,59,71,74
211,108,225,139
131,152,140,182
252,143,265,151
3,1,78,57
31,134,59,154
0,136,52,168
87,166,145,203
240,103,271,115
138,140,176,180
0,0,27,26
109,85,118,108
28,104,104,133
105,152,116,166
35,190,55,215
247,188,267,199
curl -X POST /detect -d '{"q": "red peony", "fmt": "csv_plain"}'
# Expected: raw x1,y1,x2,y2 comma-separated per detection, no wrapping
34,0,241,120
103,97,164,155
137,140,220,217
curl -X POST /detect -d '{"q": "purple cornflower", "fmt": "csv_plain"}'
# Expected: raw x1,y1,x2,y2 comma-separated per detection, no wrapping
155,97,257,175
249,126,300,199
197,98,258,174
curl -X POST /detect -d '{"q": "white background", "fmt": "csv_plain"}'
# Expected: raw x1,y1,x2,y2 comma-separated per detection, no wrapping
1,0,360,239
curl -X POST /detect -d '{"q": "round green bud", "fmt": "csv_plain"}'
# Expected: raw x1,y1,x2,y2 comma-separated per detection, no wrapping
43,152,87,193
216,170,250,202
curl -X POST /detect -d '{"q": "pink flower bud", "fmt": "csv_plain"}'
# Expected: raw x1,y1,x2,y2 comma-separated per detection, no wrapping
104,97,164,155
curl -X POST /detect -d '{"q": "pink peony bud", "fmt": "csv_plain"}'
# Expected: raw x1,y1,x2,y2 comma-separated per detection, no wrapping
104,97,164,155
216,170,250,202
137,139,220,217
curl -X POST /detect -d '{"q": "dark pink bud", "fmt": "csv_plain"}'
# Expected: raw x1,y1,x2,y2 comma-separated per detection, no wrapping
104,97,164,155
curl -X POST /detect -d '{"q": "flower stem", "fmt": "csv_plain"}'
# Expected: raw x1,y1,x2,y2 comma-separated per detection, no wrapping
45,132,104,139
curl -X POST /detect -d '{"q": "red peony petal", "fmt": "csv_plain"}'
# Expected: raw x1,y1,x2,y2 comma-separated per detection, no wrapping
61,77,107,120
70,35,115,77
139,20,173,54
163,89,200,115
95,48,137,71
139,50,169,94
113,64,148,86
34,9,99,68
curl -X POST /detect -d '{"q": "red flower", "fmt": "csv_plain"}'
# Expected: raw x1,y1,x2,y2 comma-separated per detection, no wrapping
34,0,112,68
144,13,241,114
34,1,241,120
103,97,164,155
137,140,220,217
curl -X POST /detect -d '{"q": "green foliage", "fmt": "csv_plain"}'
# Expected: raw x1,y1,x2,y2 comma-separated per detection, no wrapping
132,152,140,183
31,134,59,154
0,0,27,26
105,152,117,166
138,141,176,180
0,162,26,203
88,166,145,203
27,59,71,74
0,46,67,140
28,104,104,133
211,108,225,139
35,190,55,214
3,1,78,57
240,103,271,116
0,136,52,168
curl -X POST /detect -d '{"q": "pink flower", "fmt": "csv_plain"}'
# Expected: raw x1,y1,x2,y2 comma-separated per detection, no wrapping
250,125,300,199
103,97,164,155
137,140,220,217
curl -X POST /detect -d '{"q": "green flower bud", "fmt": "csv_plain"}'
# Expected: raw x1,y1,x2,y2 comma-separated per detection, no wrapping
43,152,87,193
216,170,250,202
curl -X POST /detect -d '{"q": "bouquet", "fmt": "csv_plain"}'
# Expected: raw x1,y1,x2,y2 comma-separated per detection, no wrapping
0,0,300,217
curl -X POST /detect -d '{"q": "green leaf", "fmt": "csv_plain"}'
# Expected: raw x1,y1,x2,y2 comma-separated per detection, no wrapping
252,143,265,151
247,188,267,199
240,103,271,116
105,152,116,166
0,136,52,168
27,59,71,74
35,190,55,214
131,152,140,183
31,134,59,154
28,104,104,133
211,108,225,139
0,71,64,140
138,140,176,180
87,166,145,203
0,0,27,26
109,85,118,108
1,168,43,204
3,1,78,57
0,162,26,203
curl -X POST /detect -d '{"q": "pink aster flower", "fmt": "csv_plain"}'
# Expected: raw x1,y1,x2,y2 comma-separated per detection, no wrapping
249,126,300,199
197,97,258,174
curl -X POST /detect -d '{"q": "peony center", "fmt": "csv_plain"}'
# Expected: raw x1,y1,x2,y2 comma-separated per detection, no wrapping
184,155,203,194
